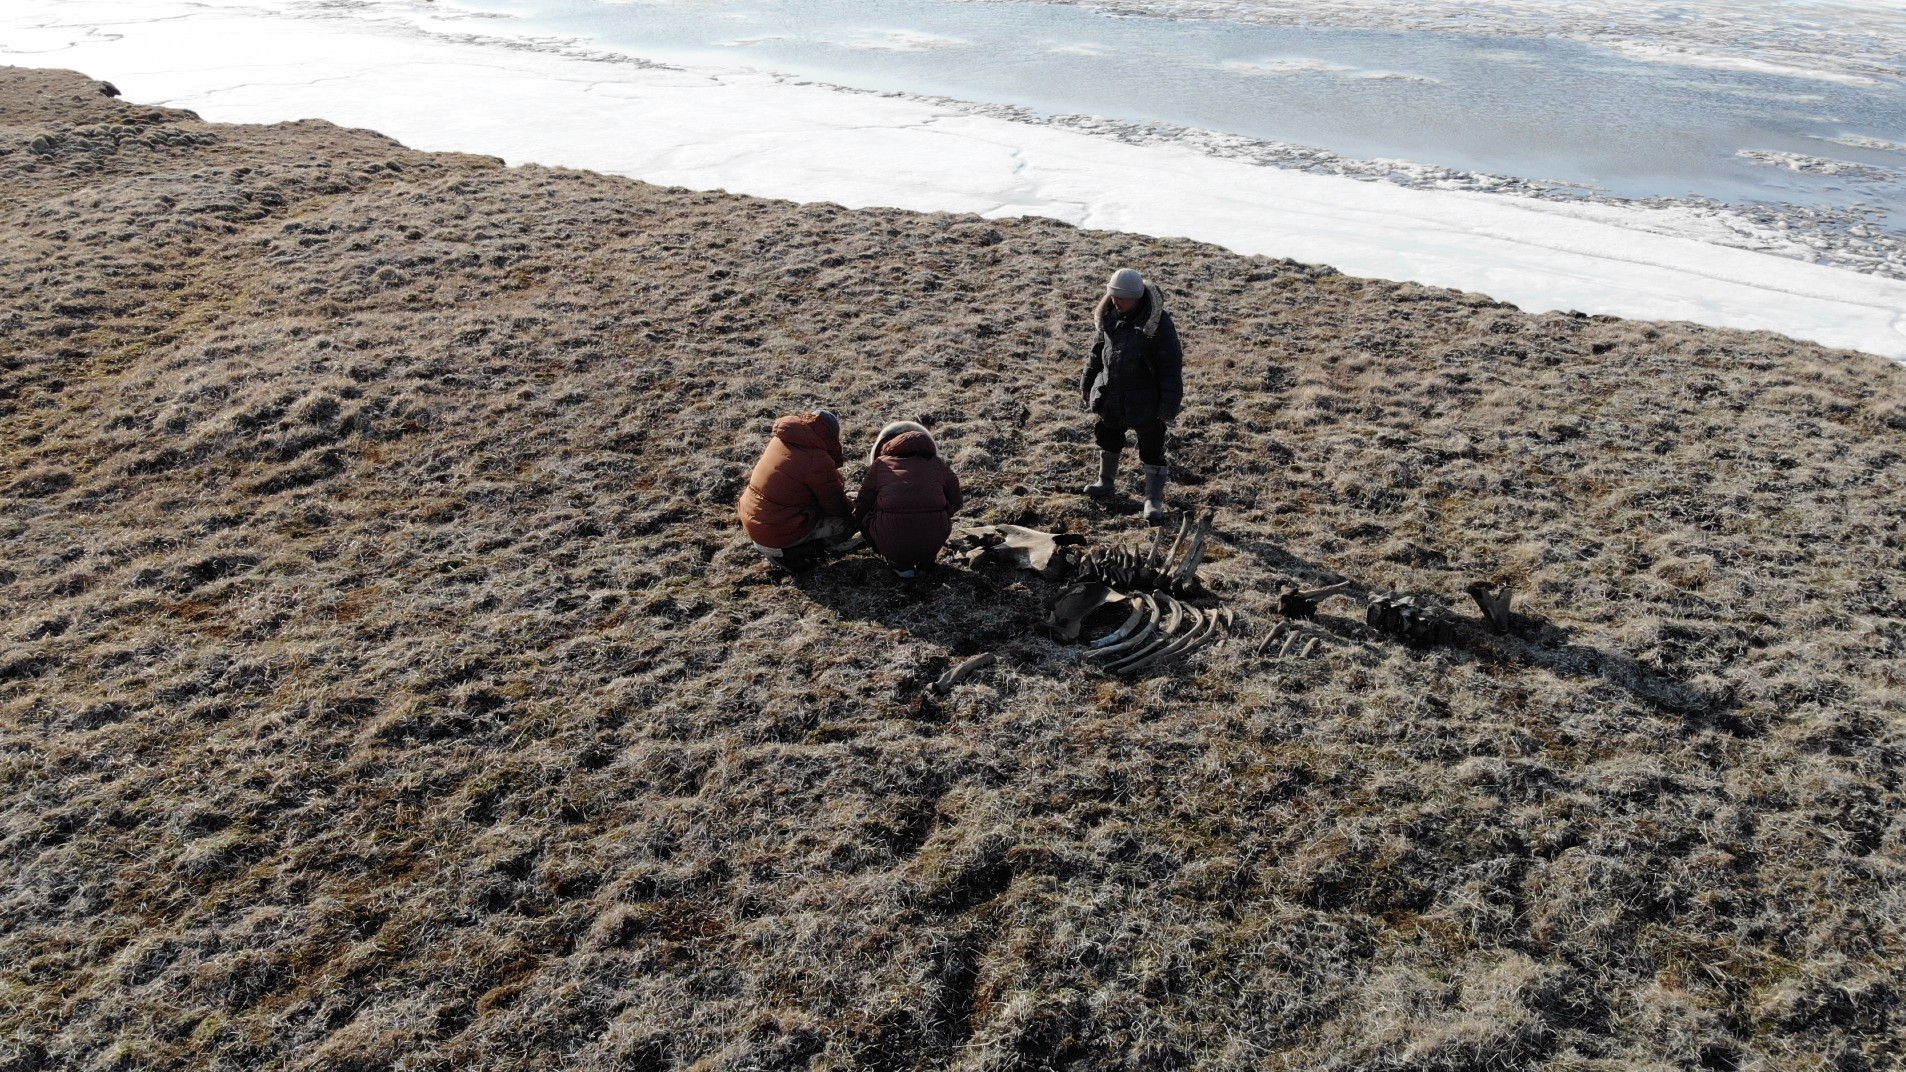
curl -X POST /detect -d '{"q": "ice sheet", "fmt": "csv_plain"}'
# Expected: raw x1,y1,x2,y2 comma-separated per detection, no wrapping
6,0,1906,360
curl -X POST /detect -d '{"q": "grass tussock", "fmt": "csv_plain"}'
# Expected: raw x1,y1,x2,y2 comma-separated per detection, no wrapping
3,66,1905,1071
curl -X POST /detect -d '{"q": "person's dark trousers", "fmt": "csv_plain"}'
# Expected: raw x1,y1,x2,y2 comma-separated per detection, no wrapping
1094,417,1166,466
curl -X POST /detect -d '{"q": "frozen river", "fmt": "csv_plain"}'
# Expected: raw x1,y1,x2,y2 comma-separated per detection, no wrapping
461,0,1906,212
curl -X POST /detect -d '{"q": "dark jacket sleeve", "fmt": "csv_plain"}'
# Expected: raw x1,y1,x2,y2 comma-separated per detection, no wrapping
1153,312,1184,422
1081,328,1105,402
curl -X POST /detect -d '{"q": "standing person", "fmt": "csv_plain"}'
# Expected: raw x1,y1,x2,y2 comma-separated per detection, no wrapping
736,410,858,570
1080,267,1183,525
856,421,962,580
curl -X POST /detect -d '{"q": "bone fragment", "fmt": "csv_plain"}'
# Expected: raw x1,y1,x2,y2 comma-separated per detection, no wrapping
1046,582,1121,642
1256,619,1289,655
930,652,996,695
1465,581,1514,634
1299,638,1319,659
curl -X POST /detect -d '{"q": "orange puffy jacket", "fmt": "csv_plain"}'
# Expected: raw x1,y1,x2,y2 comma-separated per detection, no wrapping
736,413,852,549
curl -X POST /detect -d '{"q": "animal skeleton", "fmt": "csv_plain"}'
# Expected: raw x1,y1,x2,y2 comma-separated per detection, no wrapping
952,513,1235,676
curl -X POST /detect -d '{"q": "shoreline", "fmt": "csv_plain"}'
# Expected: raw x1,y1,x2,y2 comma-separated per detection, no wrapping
6,0,1906,360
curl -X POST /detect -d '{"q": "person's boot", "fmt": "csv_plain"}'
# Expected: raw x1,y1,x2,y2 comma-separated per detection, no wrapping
1083,450,1120,498
1142,463,1169,525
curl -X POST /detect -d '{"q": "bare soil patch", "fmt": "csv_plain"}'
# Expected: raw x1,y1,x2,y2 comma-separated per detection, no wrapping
3,66,1904,1071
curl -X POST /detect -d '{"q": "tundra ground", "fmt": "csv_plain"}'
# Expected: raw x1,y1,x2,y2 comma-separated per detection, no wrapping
3,66,1904,1071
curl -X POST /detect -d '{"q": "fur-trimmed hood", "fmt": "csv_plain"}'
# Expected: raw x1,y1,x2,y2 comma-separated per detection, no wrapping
868,420,935,466
1094,282,1166,339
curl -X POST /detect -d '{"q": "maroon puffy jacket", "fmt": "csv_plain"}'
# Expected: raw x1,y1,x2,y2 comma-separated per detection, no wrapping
856,430,961,569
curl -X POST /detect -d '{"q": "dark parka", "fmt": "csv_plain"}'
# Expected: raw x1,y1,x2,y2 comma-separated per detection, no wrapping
736,413,853,549
856,425,962,570
1079,282,1183,428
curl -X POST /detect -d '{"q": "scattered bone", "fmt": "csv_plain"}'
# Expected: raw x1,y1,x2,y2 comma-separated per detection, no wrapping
1278,632,1301,658
1256,619,1290,655
1366,593,1454,646
1045,582,1122,641
1465,581,1515,634
930,652,996,695
1278,580,1353,620
1298,638,1319,659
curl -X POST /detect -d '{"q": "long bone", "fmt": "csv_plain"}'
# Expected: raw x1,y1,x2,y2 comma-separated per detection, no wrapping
1279,580,1354,620
1090,594,1161,662
930,652,996,695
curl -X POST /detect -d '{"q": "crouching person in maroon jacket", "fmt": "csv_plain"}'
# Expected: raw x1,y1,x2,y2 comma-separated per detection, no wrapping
856,422,962,579
737,410,859,572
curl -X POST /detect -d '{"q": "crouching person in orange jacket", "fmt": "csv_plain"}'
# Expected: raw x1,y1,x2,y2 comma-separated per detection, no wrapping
856,421,962,580
737,410,859,571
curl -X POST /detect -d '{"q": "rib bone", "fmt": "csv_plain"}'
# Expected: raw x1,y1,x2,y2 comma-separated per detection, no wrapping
1256,619,1289,655
1170,509,1216,591
1090,594,1160,662
1114,604,1217,674
1086,596,1147,649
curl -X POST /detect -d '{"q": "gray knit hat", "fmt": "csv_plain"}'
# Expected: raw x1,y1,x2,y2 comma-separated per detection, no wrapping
815,410,839,436
1106,267,1145,299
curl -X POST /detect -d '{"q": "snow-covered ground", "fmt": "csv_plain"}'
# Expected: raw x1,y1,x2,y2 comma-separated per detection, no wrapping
6,0,1906,360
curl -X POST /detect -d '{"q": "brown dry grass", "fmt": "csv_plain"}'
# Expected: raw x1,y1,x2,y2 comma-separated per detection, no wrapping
3,65,1904,1071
